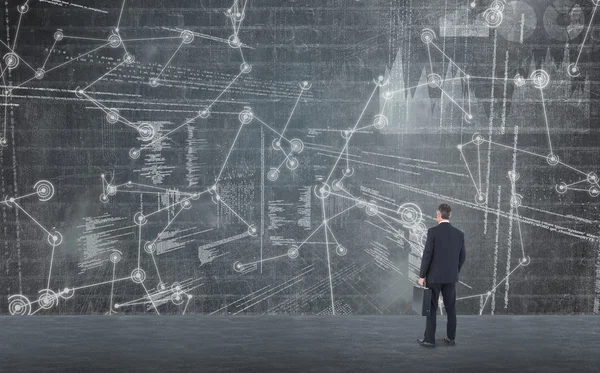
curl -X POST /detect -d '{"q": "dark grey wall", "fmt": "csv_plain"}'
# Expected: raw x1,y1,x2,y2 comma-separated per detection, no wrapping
1,0,599,315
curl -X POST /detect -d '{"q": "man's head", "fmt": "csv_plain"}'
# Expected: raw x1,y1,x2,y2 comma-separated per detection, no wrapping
436,203,451,223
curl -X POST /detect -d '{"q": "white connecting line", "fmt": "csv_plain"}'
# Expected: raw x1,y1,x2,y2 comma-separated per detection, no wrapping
458,136,599,200
571,0,600,74
250,85,310,180
424,38,472,118
2,183,60,245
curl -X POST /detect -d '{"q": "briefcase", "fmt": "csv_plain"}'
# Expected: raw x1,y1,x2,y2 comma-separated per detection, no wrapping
412,286,433,316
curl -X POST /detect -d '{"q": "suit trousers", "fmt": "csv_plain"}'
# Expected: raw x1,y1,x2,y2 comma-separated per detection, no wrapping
423,282,456,343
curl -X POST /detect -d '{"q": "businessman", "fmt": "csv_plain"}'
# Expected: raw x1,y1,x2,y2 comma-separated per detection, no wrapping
417,203,466,348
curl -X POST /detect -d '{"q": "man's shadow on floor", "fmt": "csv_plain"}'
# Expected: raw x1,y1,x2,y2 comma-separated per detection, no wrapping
434,338,455,347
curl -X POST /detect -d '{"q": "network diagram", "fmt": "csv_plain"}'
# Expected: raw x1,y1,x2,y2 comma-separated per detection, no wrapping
2,0,599,316
2,0,261,315
409,0,599,313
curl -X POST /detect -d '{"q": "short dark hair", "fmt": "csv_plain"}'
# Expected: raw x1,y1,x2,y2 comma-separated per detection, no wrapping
438,204,451,219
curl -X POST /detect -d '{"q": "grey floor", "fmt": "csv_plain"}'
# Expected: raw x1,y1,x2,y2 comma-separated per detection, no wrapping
0,315,598,373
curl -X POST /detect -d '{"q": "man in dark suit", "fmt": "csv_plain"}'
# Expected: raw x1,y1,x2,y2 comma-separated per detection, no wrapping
417,203,466,348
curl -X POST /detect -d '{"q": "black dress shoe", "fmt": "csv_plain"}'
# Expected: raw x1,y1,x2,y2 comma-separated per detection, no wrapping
417,338,435,348
444,337,455,345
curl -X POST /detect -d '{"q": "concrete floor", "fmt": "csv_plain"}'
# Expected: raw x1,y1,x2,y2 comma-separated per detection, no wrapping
0,316,598,372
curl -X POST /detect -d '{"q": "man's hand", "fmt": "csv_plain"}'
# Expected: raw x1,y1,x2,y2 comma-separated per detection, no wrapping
418,277,425,287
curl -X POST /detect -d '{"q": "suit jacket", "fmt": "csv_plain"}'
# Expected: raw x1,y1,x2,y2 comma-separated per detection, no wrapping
419,222,466,284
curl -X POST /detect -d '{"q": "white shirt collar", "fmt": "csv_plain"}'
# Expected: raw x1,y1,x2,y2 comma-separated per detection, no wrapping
439,219,450,224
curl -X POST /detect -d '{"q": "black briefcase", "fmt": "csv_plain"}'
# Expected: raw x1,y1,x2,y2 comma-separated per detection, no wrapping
412,286,433,316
